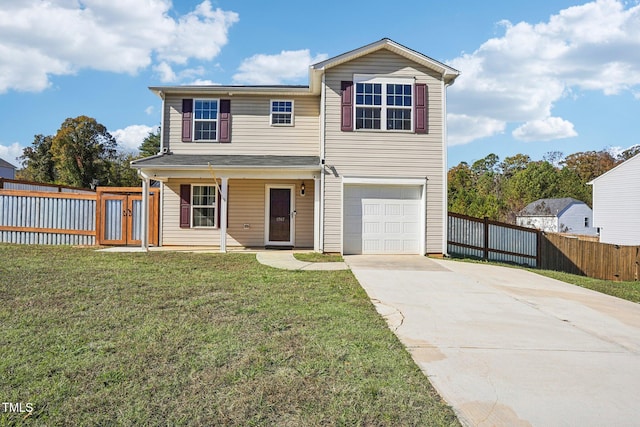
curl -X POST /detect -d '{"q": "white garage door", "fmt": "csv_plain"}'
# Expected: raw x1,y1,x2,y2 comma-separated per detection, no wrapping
344,185,422,254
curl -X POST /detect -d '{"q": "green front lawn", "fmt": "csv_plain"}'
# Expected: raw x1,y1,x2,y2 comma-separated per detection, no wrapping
531,268,640,303
0,245,457,426
293,252,344,263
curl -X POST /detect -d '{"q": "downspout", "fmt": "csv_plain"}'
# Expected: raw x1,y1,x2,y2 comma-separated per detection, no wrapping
159,91,167,152
442,76,453,257
319,73,326,252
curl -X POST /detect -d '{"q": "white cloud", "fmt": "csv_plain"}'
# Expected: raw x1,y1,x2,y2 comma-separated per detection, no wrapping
0,142,24,166
512,117,578,141
447,114,506,146
111,125,154,153
0,0,238,93
233,50,329,85
145,106,155,116
448,0,640,145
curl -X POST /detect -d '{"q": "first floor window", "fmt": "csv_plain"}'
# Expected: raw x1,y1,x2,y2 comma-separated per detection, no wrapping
194,99,218,141
192,185,216,227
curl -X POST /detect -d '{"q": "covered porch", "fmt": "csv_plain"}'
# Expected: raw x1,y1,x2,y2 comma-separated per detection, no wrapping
131,154,322,252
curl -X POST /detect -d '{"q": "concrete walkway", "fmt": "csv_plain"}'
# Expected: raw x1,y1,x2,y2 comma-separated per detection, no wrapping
345,255,640,427
256,251,349,271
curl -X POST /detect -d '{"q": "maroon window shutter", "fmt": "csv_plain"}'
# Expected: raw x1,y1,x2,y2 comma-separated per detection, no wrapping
341,81,353,131
219,99,231,143
182,99,193,142
179,184,191,228
415,83,428,134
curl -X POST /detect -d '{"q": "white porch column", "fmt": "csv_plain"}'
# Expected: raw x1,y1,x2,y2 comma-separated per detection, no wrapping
220,177,228,253
141,175,150,251
314,176,321,252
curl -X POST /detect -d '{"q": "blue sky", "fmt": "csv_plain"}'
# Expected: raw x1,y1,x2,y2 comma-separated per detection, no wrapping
1,0,639,169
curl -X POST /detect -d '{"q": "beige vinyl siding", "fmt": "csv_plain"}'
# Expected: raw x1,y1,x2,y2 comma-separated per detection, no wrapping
162,179,314,248
164,95,320,156
322,49,446,254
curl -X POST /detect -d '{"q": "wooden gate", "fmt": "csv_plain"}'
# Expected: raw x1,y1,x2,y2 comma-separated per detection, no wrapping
96,187,159,246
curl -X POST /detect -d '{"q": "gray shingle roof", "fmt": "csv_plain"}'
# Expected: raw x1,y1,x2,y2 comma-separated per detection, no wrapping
518,197,586,217
131,154,321,169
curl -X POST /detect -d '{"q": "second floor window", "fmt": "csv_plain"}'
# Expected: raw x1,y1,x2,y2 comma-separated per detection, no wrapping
194,99,218,141
354,77,413,131
271,100,294,126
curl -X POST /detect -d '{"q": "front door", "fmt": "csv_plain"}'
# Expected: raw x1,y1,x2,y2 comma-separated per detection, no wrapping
266,186,294,246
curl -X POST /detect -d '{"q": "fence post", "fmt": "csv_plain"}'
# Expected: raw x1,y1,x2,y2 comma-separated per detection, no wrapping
483,216,489,261
536,231,542,269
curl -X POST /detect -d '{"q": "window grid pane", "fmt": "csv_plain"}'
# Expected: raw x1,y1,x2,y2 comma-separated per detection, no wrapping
192,186,216,227
387,109,412,130
195,121,217,141
356,83,382,106
356,107,381,129
272,113,292,125
386,84,412,107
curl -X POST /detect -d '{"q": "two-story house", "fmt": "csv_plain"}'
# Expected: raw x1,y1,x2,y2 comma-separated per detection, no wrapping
132,38,459,255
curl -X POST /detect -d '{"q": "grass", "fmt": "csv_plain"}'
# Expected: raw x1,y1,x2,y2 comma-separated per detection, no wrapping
0,244,458,426
450,256,640,303
531,268,640,303
293,252,344,263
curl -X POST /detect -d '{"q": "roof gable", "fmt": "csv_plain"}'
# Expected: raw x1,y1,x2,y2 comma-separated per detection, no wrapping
0,158,16,169
309,38,459,92
518,197,588,217
588,151,640,185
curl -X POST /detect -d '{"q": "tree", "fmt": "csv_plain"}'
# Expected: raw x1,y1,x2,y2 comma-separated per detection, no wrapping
138,127,161,158
499,154,531,178
17,134,56,182
108,152,141,187
50,116,118,188
561,150,616,183
617,145,640,162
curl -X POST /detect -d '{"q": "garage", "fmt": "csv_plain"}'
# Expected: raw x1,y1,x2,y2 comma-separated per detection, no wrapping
343,184,423,254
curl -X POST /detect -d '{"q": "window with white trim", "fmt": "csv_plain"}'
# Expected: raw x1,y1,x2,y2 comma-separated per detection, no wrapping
194,99,218,141
192,185,217,227
354,76,413,131
270,100,294,126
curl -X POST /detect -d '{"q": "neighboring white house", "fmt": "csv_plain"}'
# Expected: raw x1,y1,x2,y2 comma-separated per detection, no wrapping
516,197,597,235
589,153,640,245
0,158,16,179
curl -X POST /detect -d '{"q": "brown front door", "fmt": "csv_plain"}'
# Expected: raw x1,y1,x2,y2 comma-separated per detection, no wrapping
269,188,292,243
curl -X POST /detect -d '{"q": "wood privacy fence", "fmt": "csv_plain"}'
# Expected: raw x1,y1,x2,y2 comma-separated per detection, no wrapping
0,185,158,246
539,233,640,281
447,213,540,267
448,212,640,281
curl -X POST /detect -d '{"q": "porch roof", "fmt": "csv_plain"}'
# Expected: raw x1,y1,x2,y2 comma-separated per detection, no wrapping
131,154,321,170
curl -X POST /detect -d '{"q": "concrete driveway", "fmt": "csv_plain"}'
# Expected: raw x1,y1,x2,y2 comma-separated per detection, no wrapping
345,255,640,427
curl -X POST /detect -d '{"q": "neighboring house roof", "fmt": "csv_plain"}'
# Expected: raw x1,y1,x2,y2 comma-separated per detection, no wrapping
518,198,588,217
131,154,321,170
588,151,640,185
0,158,16,170
149,38,461,99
